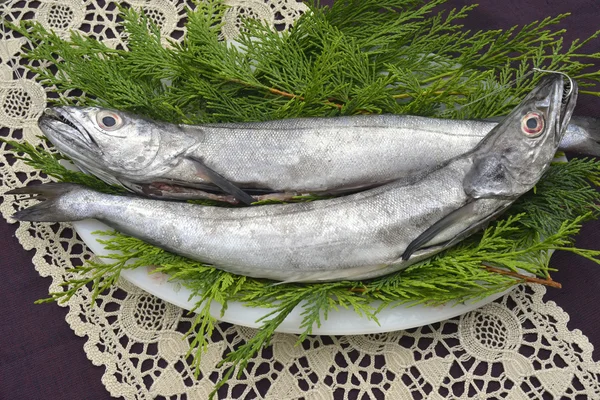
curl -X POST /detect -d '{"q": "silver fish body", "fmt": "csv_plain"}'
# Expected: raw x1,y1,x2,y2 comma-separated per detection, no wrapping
183,115,599,193
38,104,599,202
11,75,576,282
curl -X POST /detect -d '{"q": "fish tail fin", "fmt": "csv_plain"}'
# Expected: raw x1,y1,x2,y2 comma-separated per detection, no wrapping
6,183,94,222
567,116,600,156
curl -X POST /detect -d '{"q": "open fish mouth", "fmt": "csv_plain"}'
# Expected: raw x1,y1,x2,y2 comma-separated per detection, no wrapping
558,74,578,133
39,107,99,152
37,107,119,184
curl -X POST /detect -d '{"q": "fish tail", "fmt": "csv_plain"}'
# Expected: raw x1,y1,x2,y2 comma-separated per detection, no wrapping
6,183,93,222
568,116,600,156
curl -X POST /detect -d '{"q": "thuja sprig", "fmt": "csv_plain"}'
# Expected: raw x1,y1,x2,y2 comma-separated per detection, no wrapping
10,0,600,123
0,138,125,195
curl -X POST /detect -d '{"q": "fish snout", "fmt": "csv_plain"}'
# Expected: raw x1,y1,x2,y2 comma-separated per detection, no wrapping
38,106,100,153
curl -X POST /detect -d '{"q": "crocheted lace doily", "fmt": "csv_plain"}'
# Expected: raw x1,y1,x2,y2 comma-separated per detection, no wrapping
1,1,599,398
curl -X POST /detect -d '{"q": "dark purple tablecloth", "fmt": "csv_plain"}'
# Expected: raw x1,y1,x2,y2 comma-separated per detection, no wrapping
2,1,600,399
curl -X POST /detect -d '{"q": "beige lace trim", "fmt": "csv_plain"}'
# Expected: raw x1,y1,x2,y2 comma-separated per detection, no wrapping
1,0,599,398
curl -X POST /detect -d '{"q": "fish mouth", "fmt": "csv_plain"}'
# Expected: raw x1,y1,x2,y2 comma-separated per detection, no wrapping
531,73,578,141
556,74,578,134
39,107,100,153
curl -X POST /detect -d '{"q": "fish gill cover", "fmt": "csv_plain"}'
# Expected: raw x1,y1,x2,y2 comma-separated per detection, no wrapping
3,0,600,395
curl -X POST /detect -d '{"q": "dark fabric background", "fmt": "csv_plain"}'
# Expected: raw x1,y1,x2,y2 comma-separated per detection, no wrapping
1,1,600,399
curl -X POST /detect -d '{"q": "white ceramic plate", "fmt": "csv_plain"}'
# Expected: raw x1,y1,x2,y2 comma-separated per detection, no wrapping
73,219,513,335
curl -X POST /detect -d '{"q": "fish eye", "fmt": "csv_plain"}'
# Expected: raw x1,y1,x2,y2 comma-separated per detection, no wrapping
96,110,124,131
521,112,544,137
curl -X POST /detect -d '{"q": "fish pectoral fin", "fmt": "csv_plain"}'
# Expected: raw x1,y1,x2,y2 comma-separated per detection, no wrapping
401,201,477,261
401,201,513,261
439,202,513,251
187,156,255,206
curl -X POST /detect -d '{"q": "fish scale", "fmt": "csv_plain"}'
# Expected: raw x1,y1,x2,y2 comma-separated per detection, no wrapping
195,117,483,191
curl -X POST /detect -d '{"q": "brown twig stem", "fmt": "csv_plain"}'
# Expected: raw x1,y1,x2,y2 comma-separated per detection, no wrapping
392,91,465,99
267,87,302,100
483,264,562,289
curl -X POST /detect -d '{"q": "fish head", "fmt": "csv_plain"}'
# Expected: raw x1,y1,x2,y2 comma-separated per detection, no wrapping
464,74,578,199
38,106,196,185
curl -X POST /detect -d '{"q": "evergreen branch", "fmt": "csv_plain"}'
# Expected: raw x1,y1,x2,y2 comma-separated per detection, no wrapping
35,256,127,304
230,78,345,110
211,297,302,397
11,0,600,122
580,91,600,97
0,138,125,194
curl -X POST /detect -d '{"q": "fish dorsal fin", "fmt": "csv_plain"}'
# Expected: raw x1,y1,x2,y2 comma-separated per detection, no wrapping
187,155,255,205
